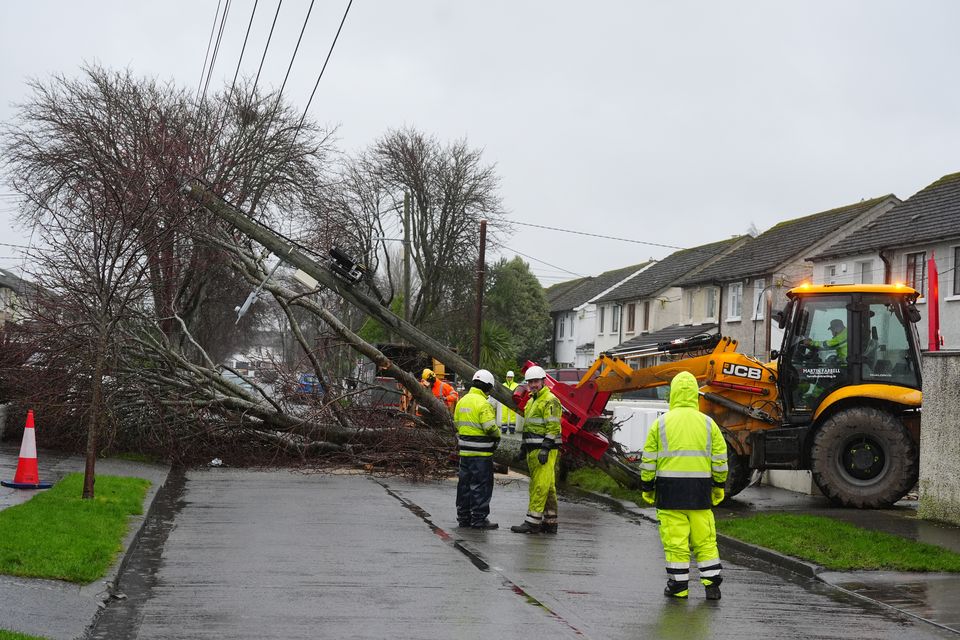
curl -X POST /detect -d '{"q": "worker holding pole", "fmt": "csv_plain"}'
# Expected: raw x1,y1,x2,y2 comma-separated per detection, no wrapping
640,370,728,600
510,365,561,534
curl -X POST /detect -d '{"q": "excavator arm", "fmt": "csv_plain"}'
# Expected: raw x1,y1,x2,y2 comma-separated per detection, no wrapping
519,336,780,489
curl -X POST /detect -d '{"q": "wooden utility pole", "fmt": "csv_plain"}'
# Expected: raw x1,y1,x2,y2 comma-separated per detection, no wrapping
472,219,487,366
402,192,411,323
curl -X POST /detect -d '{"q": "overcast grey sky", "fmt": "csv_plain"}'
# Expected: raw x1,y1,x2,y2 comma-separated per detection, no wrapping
2,1,959,284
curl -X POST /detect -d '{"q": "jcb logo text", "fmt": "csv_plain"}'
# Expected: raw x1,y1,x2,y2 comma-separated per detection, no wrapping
722,363,762,380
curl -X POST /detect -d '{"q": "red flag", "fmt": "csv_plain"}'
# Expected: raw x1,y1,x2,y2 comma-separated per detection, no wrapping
928,252,941,351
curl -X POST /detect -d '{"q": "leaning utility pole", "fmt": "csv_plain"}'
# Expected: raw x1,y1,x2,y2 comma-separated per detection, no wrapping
182,180,516,409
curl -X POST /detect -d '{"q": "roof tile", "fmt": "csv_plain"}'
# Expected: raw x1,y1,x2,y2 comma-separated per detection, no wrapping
679,196,894,285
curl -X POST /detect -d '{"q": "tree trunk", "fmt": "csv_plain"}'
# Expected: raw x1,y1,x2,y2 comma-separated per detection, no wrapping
82,333,107,499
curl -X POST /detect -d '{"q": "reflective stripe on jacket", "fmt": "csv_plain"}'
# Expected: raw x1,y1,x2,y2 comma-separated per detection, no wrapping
522,387,562,449
640,371,728,509
454,387,500,457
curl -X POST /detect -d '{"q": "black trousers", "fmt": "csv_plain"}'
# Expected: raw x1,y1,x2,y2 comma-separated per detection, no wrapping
456,456,494,525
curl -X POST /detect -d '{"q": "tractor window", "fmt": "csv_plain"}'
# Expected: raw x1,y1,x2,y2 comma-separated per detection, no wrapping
784,297,851,412
861,298,920,388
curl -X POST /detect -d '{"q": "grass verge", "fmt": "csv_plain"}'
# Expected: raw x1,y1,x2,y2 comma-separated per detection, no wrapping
0,630,49,640
565,467,646,506
0,473,150,583
716,513,960,572
567,467,960,572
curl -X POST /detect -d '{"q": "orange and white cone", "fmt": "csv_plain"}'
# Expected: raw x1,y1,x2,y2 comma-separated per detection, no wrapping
2,410,53,489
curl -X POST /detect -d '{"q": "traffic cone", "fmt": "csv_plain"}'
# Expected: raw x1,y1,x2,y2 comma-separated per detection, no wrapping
2,410,53,490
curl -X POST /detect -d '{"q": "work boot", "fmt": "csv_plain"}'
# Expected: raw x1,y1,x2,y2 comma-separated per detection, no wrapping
456,521,471,529
542,523,558,534
471,519,498,530
705,584,721,600
663,579,689,599
510,521,542,534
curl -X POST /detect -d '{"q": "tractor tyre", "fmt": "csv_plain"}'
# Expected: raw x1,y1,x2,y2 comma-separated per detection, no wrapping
810,407,918,508
724,452,751,500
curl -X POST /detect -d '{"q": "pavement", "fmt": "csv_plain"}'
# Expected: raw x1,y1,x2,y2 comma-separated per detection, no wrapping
717,482,960,635
0,443,170,640
1,440,960,638
581,479,960,636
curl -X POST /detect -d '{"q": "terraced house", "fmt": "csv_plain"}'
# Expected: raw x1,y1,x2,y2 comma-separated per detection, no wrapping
546,262,651,367
593,236,746,367
676,195,900,359
808,172,960,348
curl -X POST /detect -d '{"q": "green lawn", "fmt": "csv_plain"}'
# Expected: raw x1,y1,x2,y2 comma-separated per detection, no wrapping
0,473,150,583
0,629,49,639
565,467,646,506
568,467,960,572
716,513,960,572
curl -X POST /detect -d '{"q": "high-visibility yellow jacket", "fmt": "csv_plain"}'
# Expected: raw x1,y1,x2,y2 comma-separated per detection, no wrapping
521,387,562,450
821,327,848,361
501,380,519,424
454,387,500,457
640,371,727,509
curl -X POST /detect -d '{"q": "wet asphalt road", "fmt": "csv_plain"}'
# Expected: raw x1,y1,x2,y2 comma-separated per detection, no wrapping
89,469,954,640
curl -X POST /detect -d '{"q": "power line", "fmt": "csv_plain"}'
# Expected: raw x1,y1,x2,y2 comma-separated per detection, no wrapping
255,0,313,128
277,0,315,98
502,245,585,279
196,0,226,102
250,0,284,99
292,0,353,142
227,0,261,101
202,0,234,100
513,219,687,253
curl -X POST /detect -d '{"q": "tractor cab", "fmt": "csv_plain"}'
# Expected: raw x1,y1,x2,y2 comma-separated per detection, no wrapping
775,284,922,423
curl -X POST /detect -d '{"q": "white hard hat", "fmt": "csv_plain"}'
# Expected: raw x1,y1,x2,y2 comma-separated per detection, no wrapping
472,369,495,386
506,370,515,377
524,365,547,381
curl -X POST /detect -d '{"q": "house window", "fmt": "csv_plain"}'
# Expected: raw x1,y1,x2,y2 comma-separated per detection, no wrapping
612,305,620,333
906,252,926,294
727,282,743,320
684,290,694,321
558,314,566,339
752,278,766,320
599,306,606,333
954,247,960,296
642,300,650,331
705,287,717,318
626,303,636,332
856,260,874,285
826,265,837,284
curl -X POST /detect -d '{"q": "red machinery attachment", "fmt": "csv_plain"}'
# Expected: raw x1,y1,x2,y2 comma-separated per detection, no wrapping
518,361,612,460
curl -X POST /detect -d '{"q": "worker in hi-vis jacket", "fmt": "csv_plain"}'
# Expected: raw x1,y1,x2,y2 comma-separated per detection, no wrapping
640,370,728,600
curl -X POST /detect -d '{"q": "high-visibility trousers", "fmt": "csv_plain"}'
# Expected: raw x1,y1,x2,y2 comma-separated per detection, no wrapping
522,448,558,525
656,508,722,589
